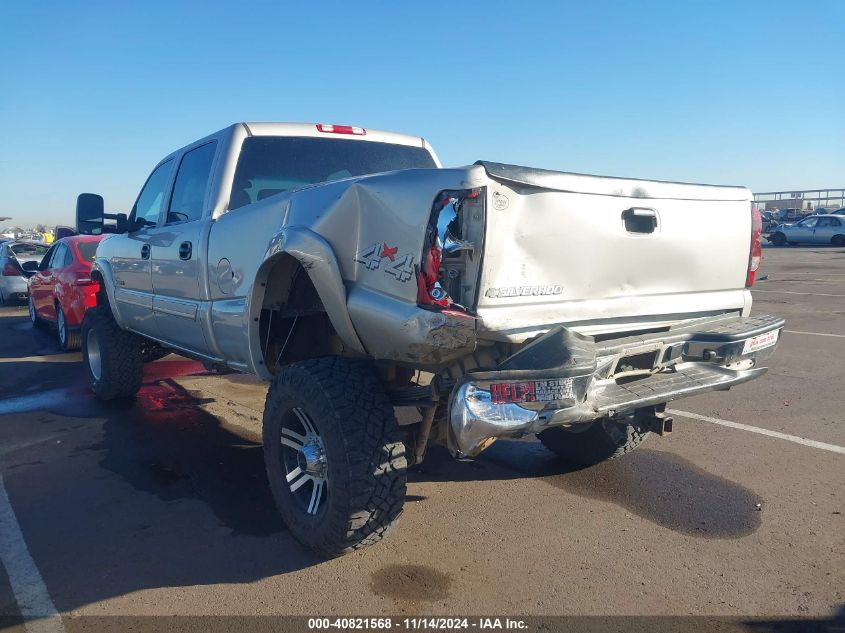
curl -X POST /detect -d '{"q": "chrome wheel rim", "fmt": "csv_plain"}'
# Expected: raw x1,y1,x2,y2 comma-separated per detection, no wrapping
58,309,66,346
280,407,328,516
87,327,102,380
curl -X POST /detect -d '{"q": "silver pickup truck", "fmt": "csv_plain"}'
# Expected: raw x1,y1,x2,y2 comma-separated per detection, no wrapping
76,122,783,556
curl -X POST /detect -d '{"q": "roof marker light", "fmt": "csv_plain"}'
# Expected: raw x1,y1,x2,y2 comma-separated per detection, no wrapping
316,124,366,135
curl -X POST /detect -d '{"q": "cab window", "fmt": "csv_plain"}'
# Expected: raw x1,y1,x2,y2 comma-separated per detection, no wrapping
131,159,174,229
167,142,217,224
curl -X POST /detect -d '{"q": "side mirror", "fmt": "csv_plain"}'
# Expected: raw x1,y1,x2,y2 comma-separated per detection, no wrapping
21,261,39,273
76,193,105,235
115,213,129,233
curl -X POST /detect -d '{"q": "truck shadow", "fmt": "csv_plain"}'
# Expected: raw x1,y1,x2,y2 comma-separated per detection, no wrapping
413,441,762,539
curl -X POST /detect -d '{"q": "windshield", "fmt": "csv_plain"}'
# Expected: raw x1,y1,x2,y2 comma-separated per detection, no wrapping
77,241,99,262
10,243,48,259
229,136,437,210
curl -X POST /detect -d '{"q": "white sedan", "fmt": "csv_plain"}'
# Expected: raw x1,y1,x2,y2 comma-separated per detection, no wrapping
767,215,845,247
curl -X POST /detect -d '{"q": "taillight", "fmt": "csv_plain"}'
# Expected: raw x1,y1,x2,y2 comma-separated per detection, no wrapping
316,124,366,135
2,262,20,276
417,225,450,308
83,283,100,308
747,205,763,287
417,189,483,310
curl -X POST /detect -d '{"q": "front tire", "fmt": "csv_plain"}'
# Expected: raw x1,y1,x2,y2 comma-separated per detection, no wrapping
263,357,407,557
538,414,650,467
81,306,143,400
770,232,786,247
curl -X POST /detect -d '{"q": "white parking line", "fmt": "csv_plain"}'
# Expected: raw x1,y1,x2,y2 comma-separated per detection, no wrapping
668,409,845,455
0,474,65,633
753,289,845,298
784,330,845,339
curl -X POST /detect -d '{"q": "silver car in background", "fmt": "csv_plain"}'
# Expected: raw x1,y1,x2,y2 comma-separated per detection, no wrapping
766,215,845,247
0,241,49,304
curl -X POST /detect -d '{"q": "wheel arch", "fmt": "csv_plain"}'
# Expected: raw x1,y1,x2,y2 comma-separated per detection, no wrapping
89,260,126,327
248,228,366,375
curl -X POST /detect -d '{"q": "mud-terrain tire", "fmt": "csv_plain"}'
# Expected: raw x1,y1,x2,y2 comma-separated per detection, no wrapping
81,306,143,400
56,306,80,351
263,357,407,557
538,416,650,466
770,232,786,247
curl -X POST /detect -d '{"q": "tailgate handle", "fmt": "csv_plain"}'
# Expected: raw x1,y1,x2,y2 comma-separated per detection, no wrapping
622,207,658,234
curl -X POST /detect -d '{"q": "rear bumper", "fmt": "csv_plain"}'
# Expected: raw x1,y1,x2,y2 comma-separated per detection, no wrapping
448,313,784,457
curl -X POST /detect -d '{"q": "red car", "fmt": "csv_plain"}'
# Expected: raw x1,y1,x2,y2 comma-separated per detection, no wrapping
28,235,104,350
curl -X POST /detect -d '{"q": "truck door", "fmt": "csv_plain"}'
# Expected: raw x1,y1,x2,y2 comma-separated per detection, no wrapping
149,141,217,355
111,159,175,339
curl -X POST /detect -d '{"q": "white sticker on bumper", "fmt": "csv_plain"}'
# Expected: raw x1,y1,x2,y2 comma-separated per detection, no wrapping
742,329,779,354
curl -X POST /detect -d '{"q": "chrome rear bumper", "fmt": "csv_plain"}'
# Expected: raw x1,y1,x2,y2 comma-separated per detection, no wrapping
447,313,784,457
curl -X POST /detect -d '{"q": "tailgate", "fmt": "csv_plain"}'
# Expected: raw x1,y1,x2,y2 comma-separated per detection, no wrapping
474,162,753,340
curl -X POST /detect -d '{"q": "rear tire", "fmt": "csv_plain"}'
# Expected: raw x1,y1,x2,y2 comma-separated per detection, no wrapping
57,306,80,351
263,357,407,557
538,414,650,467
28,296,47,328
832,235,845,247
81,306,143,400
770,232,786,247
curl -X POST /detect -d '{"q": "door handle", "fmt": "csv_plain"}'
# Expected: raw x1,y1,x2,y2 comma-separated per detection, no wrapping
179,241,192,260
622,207,658,234
141,244,151,259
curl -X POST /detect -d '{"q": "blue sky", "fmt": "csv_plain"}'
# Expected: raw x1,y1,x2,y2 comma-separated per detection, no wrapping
1,0,843,227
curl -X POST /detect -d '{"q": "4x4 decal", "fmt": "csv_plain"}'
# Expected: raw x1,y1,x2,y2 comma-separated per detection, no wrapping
355,242,415,282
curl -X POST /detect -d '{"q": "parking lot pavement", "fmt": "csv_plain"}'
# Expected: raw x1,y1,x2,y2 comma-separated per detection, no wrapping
0,246,842,624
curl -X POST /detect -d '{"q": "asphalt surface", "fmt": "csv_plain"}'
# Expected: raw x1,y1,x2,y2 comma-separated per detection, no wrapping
0,246,842,625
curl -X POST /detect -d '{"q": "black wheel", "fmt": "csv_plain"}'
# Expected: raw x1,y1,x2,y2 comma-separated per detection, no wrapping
538,414,650,466
832,235,845,247
81,306,143,400
263,357,407,557
56,306,80,351
770,232,786,247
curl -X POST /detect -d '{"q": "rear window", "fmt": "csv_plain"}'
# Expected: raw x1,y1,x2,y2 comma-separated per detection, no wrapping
77,241,99,263
229,136,437,210
10,243,48,259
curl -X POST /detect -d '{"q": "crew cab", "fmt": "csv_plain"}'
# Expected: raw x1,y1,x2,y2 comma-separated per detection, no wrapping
75,122,783,556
